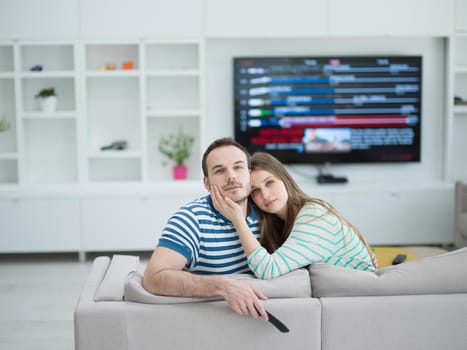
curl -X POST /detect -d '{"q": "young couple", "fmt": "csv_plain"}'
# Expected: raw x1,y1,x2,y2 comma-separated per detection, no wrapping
143,137,376,321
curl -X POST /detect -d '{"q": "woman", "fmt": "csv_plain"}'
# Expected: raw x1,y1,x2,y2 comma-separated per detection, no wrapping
211,151,377,280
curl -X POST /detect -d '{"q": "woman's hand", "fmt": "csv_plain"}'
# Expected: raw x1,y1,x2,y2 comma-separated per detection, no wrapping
210,185,244,225
370,250,379,269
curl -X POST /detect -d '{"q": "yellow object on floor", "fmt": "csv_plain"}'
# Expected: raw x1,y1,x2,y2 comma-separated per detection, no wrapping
372,246,418,268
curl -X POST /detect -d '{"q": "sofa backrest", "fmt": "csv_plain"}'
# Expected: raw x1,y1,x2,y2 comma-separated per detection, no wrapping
91,254,312,303
124,268,312,304
309,247,467,297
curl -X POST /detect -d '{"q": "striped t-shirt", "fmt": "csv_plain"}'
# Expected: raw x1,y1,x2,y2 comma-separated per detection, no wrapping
248,202,376,279
157,195,260,274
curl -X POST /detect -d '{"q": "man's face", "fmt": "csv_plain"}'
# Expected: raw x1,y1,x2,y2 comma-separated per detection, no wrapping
203,145,251,204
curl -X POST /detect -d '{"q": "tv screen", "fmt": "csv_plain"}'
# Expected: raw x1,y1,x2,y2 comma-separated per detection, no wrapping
233,55,422,164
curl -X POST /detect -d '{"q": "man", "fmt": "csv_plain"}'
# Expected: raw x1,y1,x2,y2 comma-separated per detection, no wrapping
143,137,268,320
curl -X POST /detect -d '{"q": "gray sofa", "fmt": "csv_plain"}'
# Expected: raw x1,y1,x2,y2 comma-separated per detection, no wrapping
74,248,467,350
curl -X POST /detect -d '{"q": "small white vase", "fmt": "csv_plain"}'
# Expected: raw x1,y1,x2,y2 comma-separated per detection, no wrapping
39,96,57,113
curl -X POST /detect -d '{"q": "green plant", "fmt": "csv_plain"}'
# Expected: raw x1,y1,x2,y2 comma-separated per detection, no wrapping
0,117,10,133
35,88,56,99
158,128,195,166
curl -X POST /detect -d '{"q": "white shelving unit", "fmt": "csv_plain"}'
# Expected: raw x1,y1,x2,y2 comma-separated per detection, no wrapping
83,40,202,183
0,39,204,255
0,40,203,187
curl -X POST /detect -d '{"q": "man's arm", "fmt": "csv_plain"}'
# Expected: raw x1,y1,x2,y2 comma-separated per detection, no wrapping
142,246,269,320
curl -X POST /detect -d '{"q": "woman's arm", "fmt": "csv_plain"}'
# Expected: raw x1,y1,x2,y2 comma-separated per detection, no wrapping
247,205,327,279
211,187,323,279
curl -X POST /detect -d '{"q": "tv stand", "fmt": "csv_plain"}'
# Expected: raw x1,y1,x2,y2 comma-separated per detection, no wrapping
316,164,348,184
317,173,348,184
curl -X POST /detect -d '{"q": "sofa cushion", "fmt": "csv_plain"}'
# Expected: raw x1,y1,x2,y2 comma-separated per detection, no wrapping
124,268,311,304
309,247,467,297
94,255,140,301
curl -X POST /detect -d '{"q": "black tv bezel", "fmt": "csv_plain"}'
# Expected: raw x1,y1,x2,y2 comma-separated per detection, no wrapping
233,55,422,165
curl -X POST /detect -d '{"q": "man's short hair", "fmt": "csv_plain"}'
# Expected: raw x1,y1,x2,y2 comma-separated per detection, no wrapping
201,137,251,176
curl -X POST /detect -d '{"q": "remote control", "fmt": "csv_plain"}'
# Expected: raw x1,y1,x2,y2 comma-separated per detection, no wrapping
392,254,407,265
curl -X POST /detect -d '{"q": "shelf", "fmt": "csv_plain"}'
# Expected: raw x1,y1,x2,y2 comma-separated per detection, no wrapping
0,152,18,160
21,77,76,112
88,151,143,159
85,70,141,77
453,105,467,114
146,76,199,110
88,157,142,183
146,109,200,118
20,71,76,78
145,69,200,77
20,44,74,72
22,111,77,119
85,43,139,71
145,43,199,71
0,77,17,155
0,45,14,73
22,118,78,184
0,158,18,184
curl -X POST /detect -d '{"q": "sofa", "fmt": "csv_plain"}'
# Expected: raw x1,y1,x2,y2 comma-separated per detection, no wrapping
74,248,467,350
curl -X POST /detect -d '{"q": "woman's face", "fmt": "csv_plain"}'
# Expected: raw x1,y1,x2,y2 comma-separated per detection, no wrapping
250,169,288,220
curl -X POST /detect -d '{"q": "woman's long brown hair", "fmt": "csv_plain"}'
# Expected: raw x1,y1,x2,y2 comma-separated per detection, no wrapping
250,152,372,256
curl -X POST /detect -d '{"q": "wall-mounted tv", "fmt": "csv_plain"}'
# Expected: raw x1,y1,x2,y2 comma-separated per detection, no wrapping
233,55,422,165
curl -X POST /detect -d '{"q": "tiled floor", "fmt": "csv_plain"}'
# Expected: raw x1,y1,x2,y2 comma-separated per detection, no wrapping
0,255,92,350
0,252,153,350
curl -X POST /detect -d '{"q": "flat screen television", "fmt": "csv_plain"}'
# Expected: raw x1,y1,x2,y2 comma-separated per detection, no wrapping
233,55,422,165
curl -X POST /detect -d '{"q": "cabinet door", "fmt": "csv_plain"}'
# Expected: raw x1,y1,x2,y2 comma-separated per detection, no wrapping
204,0,328,37
82,198,153,251
82,194,197,251
0,198,80,252
0,0,79,40
328,0,454,36
332,187,454,245
79,0,203,38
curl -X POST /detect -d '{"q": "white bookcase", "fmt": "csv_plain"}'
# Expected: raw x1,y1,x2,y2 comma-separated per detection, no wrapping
0,39,203,186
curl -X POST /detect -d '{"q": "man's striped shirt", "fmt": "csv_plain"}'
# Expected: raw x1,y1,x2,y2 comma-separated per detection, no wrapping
157,195,260,274
248,202,377,279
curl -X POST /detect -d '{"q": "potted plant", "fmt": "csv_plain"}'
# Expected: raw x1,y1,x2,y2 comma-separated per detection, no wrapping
0,117,10,133
35,87,57,112
158,128,194,180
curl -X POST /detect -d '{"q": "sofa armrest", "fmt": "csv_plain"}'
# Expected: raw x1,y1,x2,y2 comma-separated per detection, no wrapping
74,256,128,350
94,254,140,301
